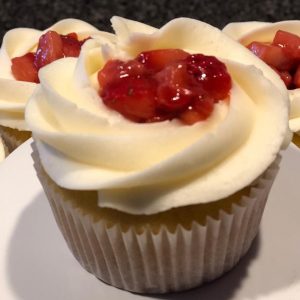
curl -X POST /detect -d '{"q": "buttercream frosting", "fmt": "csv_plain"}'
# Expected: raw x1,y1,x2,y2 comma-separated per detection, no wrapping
26,17,290,214
223,20,300,133
0,18,115,131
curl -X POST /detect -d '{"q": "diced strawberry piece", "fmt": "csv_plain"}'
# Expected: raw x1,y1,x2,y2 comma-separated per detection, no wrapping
186,54,232,100
101,77,157,121
179,94,214,125
155,62,194,111
61,32,81,57
273,30,300,60
11,53,39,83
179,107,205,125
155,61,190,88
279,70,292,88
247,41,294,71
156,85,193,112
65,32,78,40
98,59,145,88
98,60,123,88
34,31,64,70
137,49,189,72
293,65,300,88
193,93,215,118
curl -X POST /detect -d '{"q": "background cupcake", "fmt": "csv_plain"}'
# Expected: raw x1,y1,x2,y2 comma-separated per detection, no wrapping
26,17,289,293
223,21,300,148
0,18,113,153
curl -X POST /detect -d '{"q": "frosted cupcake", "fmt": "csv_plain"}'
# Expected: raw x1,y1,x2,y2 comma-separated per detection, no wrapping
223,21,300,147
26,17,290,293
0,19,114,153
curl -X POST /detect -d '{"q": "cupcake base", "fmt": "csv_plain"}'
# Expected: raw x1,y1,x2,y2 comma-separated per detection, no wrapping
32,144,280,294
0,125,31,154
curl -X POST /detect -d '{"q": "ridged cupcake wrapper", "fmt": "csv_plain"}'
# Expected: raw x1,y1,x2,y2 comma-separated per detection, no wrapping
32,146,280,294
0,125,31,154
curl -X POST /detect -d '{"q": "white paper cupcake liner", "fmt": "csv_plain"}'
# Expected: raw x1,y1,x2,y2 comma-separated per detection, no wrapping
0,125,31,154
32,145,280,294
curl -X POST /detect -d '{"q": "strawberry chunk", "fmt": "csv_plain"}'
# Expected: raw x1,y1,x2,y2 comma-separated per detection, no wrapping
157,85,193,112
273,30,300,60
155,62,194,111
34,31,64,70
137,49,189,72
61,32,81,57
11,53,39,83
247,41,294,71
98,60,145,88
193,93,215,118
278,70,292,88
186,54,232,100
101,77,157,122
293,65,300,88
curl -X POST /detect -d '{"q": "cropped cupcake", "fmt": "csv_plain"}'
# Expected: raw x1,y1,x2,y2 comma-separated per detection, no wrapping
26,17,290,293
223,21,300,147
0,18,114,153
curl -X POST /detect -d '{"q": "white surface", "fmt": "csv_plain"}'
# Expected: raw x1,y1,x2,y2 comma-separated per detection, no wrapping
0,139,300,300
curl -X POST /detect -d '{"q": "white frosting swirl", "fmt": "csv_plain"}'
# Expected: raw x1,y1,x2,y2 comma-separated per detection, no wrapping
223,21,300,133
26,17,290,214
0,19,115,131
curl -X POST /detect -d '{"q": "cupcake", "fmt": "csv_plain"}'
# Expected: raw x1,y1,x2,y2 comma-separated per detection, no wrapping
26,17,290,293
0,18,114,153
223,21,300,147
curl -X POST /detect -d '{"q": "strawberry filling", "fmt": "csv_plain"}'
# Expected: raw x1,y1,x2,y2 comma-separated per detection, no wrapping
11,31,89,83
98,49,231,125
247,30,300,89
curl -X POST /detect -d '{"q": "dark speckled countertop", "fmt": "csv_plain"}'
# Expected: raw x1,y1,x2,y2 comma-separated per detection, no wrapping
0,0,299,38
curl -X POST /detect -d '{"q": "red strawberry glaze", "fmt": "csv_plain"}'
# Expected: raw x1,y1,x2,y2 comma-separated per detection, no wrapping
98,49,232,125
11,30,88,83
247,30,300,89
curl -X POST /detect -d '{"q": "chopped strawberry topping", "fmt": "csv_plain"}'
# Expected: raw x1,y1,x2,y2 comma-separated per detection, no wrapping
61,33,82,57
186,54,232,100
102,77,157,122
98,49,231,125
247,30,300,89
273,30,300,60
11,30,88,83
34,31,64,70
11,53,39,83
247,42,294,71
137,49,189,72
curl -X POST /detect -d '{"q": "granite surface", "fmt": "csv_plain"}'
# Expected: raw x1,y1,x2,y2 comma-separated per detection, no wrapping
0,0,299,38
